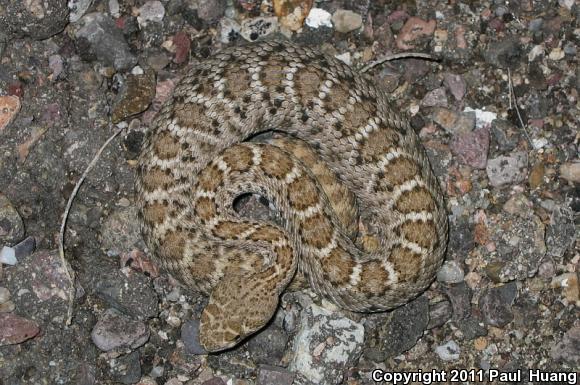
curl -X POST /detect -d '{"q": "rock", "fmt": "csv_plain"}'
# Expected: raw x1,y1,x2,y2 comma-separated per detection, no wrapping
100,206,143,256
560,162,580,183
201,378,226,385
483,36,522,69
111,69,157,123
551,273,580,305
0,287,10,304
111,351,142,384
0,300,15,313
437,260,465,284
48,54,64,80
434,340,461,361
0,0,70,40
240,17,279,42
181,319,207,355
12,236,36,260
75,13,138,71
197,0,226,22
486,151,528,187
0,246,17,265
95,270,158,320
288,304,364,385
421,87,448,108
458,316,488,340
0,193,24,245
396,17,436,50
137,1,165,27
247,324,289,365
0,313,40,345
545,204,576,258
443,73,467,101
364,296,429,361
550,326,580,366
68,0,93,22
305,8,332,29
172,31,191,64
257,365,295,385
427,299,452,329
432,108,475,135
479,282,517,328
219,18,241,43
331,10,362,33
443,282,472,321
451,127,490,169
91,308,150,351
0,95,21,132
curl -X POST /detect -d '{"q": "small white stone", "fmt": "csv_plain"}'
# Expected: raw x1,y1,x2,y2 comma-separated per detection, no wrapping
437,261,465,284
435,340,461,361
548,47,565,61
0,246,17,265
305,8,332,29
137,0,165,27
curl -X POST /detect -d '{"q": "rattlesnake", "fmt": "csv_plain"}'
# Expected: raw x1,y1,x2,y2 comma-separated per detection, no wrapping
136,40,448,352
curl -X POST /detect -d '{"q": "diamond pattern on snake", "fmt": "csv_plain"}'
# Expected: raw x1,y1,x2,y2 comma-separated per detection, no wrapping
136,40,448,352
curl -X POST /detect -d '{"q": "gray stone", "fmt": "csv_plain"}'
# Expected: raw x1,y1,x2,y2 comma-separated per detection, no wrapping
0,287,10,304
181,319,207,355
75,13,138,71
288,304,364,385
94,270,158,320
0,0,69,40
0,193,25,245
443,282,472,321
550,326,580,366
486,151,528,187
434,340,461,361
100,206,142,256
331,10,363,33
240,17,279,42
364,295,429,361
257,365,295,385
91,308,150,351
111,351,142,384
137,1,165,27
427,299,452,329
484,37,522,69
247,324,289,365
68,0,93,22
421,87,448,108
443,73,467,101
545,203,576,258
458,316,488,340
437,261,465,284
479,282,517,327
198,0,226,22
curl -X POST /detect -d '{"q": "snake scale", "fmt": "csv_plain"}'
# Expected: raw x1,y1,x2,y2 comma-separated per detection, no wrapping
136,40,448,352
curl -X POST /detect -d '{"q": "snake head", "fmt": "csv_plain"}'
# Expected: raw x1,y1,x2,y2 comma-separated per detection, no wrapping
198,274,280,352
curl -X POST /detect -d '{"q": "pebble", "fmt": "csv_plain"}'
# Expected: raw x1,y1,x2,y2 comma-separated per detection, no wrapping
427,299,452,329
443,282,472,321
240,17,279,42
111,351,142,384
483,37,522,68
109,0,120,18
197,0,226,22
69,0,94,22
551,273,579,305
434,340,461,361
458,317,488,340
437,260,465,284
181,319,207,355
247,324,289,365
219,18,241,43
305,8,332,29
75,13,138,71
559,162,580,183
172,31,191,64
545,204,576,258
91,308,150,351
421,87,448,108
331,10,363,33
550,326,580,366
432,108,475,134
0,0,70,40
486,151,528,187
0,312,40,345
48,54,64,80
396,17,436,50
288,304,364,385
548,47,565,61
443,73,467,101
201,378,226,385
364,296,429,361
257,365,295,385
0,287,10,304
451,127,490,169
0,246,17,265
479,282,517,327
0,95,21,132
137,1,165,27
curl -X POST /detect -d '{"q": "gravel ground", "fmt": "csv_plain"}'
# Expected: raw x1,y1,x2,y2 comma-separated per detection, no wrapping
0,0,578,384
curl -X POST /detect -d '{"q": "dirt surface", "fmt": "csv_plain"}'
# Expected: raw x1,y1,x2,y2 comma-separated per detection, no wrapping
0,0,578,384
